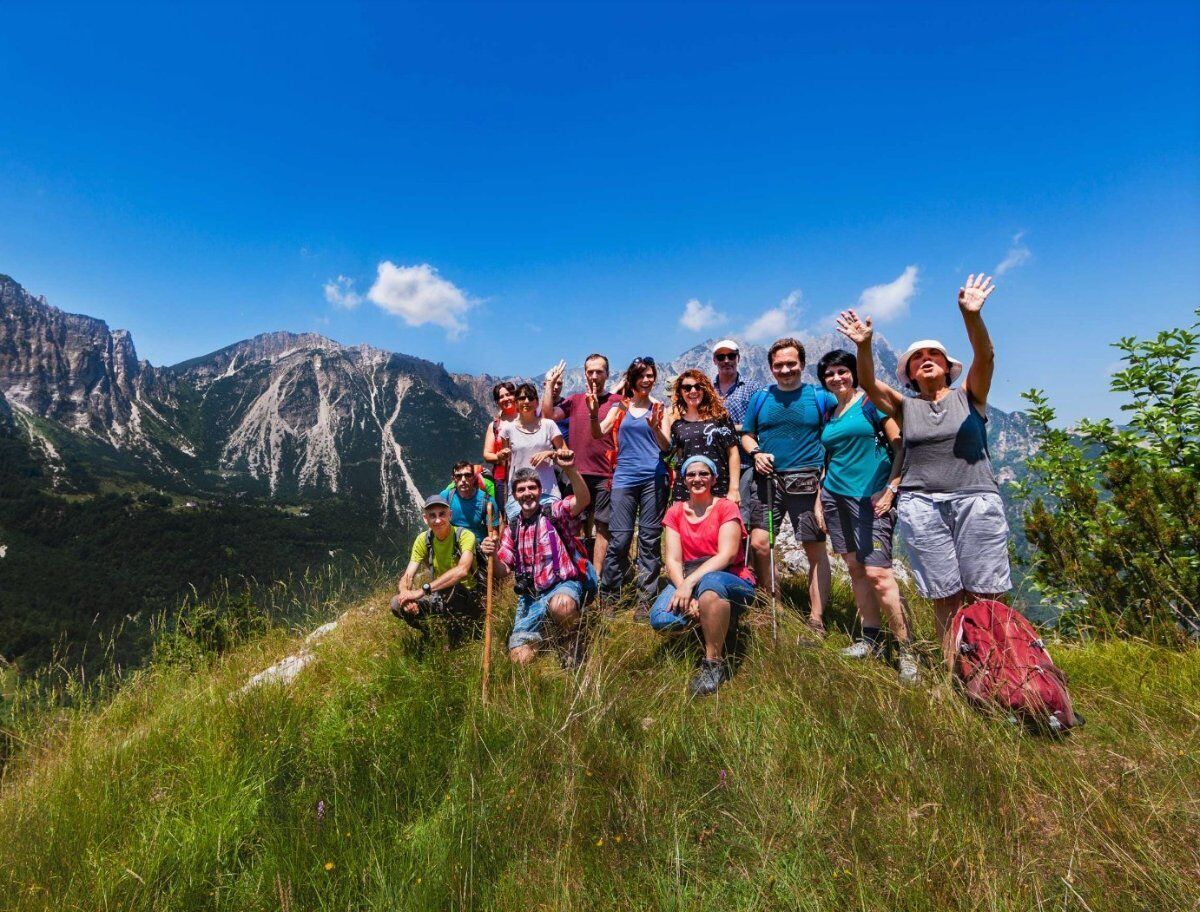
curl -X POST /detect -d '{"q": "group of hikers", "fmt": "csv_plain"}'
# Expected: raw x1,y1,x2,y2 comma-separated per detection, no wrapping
391,274,1012,698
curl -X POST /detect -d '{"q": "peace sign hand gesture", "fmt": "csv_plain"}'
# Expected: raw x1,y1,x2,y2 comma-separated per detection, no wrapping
958,274,995,313
835,309,873,345
544,360,567,384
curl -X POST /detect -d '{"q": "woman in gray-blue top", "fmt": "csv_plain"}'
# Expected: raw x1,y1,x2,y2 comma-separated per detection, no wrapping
591,356,671,614
836,274,1012,656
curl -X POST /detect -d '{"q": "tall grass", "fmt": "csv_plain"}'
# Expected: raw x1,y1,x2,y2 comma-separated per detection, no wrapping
1,577,1197,911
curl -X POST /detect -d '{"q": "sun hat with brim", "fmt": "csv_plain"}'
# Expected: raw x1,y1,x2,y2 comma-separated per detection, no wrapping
896,339,964,390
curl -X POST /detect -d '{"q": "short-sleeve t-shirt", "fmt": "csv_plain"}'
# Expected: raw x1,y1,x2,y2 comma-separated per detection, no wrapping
499,417,563,497
663,498,752,582
560,391,622,477
820,396,892,498
742,383,836,472
669,416,738,500
440,485,500,539
409,527,478,590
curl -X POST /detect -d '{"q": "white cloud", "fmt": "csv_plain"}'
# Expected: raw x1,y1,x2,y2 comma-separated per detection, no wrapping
323,275,362,309
995,231,1032,276
744,289,803,342
679,298,726,332
857,265,918,322
366,262,477,340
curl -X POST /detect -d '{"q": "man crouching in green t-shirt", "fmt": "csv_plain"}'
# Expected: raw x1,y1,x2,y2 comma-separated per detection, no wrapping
391,493,482,647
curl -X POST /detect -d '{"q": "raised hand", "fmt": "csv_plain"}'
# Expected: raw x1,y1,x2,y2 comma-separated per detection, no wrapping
586,391,600,417
835,309,873,345
544,359,567,384
958,274,995,313
554,447,575,468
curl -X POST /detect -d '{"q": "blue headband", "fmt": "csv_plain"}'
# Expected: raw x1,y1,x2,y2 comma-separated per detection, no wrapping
680,455,719,478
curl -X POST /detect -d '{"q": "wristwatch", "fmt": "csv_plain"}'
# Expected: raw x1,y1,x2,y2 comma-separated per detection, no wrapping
885,481,900,494
422,583,433,595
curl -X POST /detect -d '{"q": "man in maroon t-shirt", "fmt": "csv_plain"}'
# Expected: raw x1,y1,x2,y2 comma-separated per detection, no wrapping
541,354,622,574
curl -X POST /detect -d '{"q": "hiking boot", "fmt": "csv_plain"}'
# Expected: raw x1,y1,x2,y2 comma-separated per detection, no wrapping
840,638,881,660
688,658,729,698
897,647,921,685
806,616,827,638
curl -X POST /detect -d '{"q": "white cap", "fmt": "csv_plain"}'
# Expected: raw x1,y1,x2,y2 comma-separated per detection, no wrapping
711,339,740,354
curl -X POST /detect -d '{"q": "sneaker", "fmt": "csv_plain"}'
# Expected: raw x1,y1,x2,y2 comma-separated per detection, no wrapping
687,658,729,698
897,647,920,685
840,638,880,660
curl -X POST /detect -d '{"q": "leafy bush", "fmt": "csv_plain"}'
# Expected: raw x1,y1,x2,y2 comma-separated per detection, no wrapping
1014,309,1199,642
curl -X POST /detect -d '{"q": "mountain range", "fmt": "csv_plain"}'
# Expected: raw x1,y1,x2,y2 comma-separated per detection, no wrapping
0,272,1038,517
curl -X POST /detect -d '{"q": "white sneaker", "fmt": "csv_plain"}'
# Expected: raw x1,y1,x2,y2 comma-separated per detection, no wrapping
897,648,920,685
840,639,879,660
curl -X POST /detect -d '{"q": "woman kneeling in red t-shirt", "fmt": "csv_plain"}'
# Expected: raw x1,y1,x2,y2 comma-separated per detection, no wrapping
649,455,756,697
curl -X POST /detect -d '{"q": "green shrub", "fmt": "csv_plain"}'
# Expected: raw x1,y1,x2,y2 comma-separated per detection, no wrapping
1015,309,1199,642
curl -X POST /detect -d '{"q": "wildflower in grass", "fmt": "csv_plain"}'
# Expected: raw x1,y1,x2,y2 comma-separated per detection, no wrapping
316,799,326,821
596,838,604,847
324,862,334,871
614,835,623,844
718,769,727,787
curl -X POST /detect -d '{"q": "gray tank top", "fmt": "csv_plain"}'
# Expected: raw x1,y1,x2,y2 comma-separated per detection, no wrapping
898,388,998,495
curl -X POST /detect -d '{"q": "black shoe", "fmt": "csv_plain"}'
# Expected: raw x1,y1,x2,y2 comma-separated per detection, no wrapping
688,658,728,698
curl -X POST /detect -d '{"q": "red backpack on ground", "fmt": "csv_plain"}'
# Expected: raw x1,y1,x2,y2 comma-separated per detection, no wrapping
949,600,1082,735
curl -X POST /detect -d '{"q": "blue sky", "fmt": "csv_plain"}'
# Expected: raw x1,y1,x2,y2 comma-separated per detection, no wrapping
2,1,1197,422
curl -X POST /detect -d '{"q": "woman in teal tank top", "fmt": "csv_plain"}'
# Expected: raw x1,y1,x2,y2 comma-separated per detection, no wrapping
817,350,919,685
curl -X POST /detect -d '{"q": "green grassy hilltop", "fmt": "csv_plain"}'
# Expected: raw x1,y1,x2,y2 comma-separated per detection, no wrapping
1,582,1197,912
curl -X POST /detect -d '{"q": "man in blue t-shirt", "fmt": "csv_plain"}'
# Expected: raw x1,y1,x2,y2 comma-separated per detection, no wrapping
740,337,836,634
440,461,501,542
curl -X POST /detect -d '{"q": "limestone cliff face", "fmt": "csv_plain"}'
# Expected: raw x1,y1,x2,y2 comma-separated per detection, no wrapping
0,275,149,443
0,274,492,521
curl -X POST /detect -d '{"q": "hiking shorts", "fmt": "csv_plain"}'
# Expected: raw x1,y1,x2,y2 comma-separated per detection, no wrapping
579,473,613,526
508,563,598,650
896,491,1012,599
648,571,755,632
750,472,826,543
820,491,895,569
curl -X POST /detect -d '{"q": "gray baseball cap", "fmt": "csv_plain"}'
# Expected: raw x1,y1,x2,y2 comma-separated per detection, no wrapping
423,493,451,510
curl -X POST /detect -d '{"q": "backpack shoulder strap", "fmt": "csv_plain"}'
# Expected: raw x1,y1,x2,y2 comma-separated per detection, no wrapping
745,386,772,433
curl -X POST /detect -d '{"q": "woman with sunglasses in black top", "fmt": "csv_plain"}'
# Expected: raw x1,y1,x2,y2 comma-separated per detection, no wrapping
665,369,741,504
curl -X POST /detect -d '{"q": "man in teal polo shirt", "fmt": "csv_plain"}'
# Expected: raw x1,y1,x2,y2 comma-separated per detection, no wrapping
741,337,836,634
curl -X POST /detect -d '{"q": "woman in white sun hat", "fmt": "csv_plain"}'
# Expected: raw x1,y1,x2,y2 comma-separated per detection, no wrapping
835,274,1011,654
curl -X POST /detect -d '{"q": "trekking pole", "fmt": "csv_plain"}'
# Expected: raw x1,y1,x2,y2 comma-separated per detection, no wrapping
767,474,778,644
482,501,496,704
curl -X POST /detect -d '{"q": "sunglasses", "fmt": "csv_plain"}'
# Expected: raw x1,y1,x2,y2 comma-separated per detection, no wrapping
452,472,474,480
684,470,713,479
516,393,537,401
639,356,656,366
714,352,738,362
679,383,701,393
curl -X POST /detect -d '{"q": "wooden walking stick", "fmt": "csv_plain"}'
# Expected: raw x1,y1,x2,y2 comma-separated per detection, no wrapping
482,500,496,704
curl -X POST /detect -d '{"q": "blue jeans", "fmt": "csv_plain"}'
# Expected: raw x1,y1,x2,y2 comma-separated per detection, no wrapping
648,570,755,632
505,492,559,523
508,563,598,650
601,476,668,604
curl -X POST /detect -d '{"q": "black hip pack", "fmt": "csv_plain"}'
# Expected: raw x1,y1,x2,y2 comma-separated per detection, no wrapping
776,469,820,497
